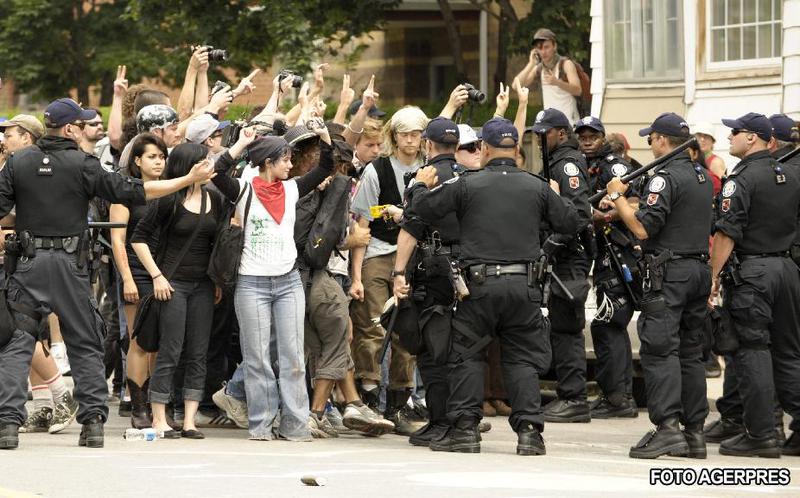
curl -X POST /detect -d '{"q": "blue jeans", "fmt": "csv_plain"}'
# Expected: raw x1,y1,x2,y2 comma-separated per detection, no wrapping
235,271,309,440
226,363,246,401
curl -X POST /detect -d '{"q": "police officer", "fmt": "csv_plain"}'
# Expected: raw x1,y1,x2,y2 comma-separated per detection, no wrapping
531,108,593,423
0,98,214,450
576,116,639,419
710,113,800,457
392,117,463,447
703,113,797,446
409,117,581,455
607,112,712,459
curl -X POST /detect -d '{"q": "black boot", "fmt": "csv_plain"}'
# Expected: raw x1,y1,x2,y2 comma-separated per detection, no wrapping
679,422,707,459
78,415,104,448
127,378,152,429
516,422,546,456
783,431,800,456
543,398,591,423
429,419,480,453
409,423,449,447
591,395,638,419
703,417,744,443
774,406,786,446
0,423,19,450
629,416,688,459
719,432,780,458
384,389,422,436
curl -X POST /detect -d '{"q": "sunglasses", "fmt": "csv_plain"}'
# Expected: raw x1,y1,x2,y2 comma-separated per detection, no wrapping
84,121,103,127
458,141,481,153
70,121,87,129
731,129,753,136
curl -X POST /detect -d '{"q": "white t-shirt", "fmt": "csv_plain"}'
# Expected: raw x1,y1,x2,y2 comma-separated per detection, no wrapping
235,178,301,277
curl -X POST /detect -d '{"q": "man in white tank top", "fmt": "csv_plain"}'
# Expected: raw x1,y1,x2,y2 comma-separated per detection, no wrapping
515,28,582,125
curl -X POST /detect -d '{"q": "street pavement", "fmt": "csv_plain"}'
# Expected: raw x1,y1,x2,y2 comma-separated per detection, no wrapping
1,375,798,498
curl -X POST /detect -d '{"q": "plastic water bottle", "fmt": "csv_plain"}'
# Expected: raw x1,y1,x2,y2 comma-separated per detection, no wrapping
124,428,159,441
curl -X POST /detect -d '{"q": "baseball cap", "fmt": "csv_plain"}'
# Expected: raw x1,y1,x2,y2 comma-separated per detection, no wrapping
768,114,797,142
533,28,557,43
573,116,605,135
246,136,290,166
457,124,479,146
283,125,317,147
185,113,220,144
0,114,44,139
478,117,518,148
43,98,97,128
639,112,690,138
722,112,773,142
137,105,178,133
348,99,386,119
422,117,459,145
530,108,571,133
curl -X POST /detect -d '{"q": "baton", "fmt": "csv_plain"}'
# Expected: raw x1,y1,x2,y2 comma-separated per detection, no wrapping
537,131,550,181
549,271,575,301
88,222,126,229
589,137,698,204
379,302,400,364
778,146,800,164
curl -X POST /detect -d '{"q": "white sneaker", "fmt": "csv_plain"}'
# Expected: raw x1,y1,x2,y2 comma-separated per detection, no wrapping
212,388,248,429
343,403,395,437
309,413,338,439
50,342,71,376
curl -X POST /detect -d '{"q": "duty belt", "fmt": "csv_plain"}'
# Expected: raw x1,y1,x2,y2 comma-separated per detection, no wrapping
436,244,460,256
468,263,528,279
34,236,81,253
738,251,790,261
669,253,709,262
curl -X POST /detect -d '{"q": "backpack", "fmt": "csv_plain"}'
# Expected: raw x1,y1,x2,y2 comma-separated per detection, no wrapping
207,185,252,294
304,175,351,269
554,57,592,116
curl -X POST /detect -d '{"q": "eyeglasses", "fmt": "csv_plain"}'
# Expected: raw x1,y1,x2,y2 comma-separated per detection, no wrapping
458,141,481,153
646,135,654,146
731,129,753,136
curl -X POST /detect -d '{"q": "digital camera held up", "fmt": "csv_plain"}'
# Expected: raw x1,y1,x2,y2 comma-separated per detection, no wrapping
278,69,303,89
462,83,486,104
205,46,229,63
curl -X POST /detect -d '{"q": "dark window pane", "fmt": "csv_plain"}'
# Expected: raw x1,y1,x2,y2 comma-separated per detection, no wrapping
727,26,741,60
711,28,726,62
712,0,726,26
728,0,742,24
743,25,756,59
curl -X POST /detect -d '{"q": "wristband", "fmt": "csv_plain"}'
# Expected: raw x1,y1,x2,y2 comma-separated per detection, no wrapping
390,270,405,278
151,273,162,280
346,123,364,134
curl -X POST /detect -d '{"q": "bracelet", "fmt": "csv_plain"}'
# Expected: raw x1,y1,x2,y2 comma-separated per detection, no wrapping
346,123,364,134
390,270,405,278
151,273,162,280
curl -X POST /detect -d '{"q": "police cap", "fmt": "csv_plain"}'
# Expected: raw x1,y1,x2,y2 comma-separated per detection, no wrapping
422,117,460,145
478,117,518,148
530,108,571,133
722,112,773,142
639,112,690,138
574,116,605,135
768,113,798,143
44,98,97,128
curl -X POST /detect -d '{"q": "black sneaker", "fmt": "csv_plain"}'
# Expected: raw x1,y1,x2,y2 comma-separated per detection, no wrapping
629,417,688,459
0,423,19,450
591,397,638,419
783,431,800,456
543,399,591,423
719,433,780,458
517,424,546,456
19,407,53,433
703,417,744,443
409,423,449,447
429,426,480,453
78,416,104,448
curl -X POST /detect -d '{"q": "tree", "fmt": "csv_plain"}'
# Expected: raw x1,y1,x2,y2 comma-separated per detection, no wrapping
0,0,399,105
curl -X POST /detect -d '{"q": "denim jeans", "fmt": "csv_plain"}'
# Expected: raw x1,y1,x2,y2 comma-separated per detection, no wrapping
235,270,310,440
226,363,247,401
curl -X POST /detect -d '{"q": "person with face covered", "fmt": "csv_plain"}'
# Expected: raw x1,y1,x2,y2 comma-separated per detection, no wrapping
208,121,333,441
349,106,428,435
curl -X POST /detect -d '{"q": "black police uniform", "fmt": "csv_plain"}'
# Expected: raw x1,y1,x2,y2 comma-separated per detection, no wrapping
587,145,639,414
631,153,712,456
411,156,581,452
544,138,592,415
0,136,146,438
715,150,800,452
399,152,463,442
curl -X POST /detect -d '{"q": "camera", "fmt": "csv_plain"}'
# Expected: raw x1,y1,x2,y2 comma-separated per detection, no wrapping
462,83,486,104
205,46,229,63
211,80,231,96
221,120,246,149
278,69,303,89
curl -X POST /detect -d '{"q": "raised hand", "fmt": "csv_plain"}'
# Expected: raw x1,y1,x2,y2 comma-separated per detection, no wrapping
361,74,379,109
234,68,260,98
114,65,128,98
495,82,510,116
340,74,355,106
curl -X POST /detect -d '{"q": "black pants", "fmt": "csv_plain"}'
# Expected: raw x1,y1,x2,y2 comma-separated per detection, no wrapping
548,253,590,401
200,291,239,412
590,265,634,399
639,258,709,426
447,274,550,432
149,279,214,405
0,249,108,425
716,354,743,421
726,256,800,438
415,273,453,426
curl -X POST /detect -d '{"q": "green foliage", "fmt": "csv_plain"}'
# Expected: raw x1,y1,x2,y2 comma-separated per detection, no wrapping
514,0,592,69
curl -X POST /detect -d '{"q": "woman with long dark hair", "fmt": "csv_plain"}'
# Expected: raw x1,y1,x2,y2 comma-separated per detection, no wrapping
109,133,167,429
131,143,226,439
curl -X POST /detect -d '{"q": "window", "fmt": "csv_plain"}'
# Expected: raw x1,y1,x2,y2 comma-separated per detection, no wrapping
708,0,782,68
605,0,684,81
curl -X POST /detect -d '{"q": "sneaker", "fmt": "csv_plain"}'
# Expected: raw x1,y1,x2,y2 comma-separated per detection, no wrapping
309,413,339,439
19,407,53,433
387,406,427,436
343,403,395,437
212,388,248,429
50,342,71,376
195,410,238,429
49,392,79,434
326,405,352,434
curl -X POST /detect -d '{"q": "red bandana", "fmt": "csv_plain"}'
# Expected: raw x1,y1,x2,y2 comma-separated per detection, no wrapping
252,177,285,224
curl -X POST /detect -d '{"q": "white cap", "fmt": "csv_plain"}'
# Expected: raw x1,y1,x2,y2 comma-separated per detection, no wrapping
186,114,220,144
692,121,715,140
457,124,479,146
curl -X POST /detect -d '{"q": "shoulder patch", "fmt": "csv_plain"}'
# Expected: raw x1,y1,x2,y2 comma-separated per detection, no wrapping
648,176,666,193
564,162,580,176
647,193,659,205
611,163,627,177
722,180,736,197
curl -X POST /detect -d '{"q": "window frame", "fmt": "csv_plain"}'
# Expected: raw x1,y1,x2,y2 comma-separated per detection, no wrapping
604,0,685,83
705,0,782,71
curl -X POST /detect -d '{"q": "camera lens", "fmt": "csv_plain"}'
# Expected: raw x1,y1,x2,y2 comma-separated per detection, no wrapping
208,49,229,62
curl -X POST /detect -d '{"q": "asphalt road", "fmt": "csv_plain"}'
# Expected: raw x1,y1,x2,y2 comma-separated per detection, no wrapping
1,375,798,498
